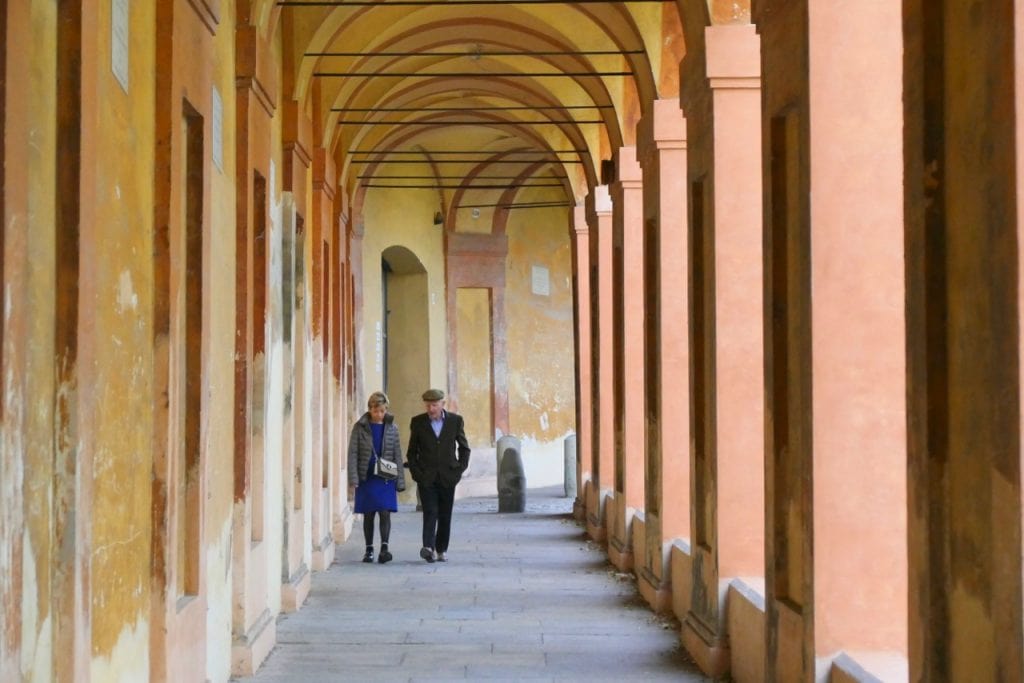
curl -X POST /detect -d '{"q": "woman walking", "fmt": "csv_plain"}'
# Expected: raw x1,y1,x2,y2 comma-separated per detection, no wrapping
347,391,406,563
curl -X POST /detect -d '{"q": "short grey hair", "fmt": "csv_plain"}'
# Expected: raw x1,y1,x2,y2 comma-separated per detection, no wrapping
367,391,389,409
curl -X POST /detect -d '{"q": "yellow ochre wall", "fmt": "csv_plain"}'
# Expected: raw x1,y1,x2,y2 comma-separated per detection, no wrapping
504,200,577,486
85,0,158,677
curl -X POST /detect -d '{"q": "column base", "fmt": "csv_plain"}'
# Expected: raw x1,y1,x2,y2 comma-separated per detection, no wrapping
231,608,276,677
332,506,355,544
637,566,672,614
585,484,609,542
608,536,634,572
281,563,311,612
681,613,730,679
312,535,335,571
573,498,586,522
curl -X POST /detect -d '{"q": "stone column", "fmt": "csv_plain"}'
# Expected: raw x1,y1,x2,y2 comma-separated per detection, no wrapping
904,1,1024,680
637,99,689,613
608,146,645,571
682,24,765,678
585,186,614,542
571,204,592,521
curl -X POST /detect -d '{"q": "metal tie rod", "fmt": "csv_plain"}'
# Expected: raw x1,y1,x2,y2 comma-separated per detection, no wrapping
339,119,603,125
348,148,588,154
334,105,615,112
360,182,566,188
315,71,632,78
349,158,584,164
283,0,665,5
313,50,644,57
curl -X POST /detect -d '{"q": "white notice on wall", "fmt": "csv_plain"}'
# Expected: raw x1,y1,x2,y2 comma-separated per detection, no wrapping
111,0,129,93
212,86,223,172
531,265,550,296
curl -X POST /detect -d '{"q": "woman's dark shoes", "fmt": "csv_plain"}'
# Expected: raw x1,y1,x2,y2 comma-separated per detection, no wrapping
362,548,374,563
378,547,393,564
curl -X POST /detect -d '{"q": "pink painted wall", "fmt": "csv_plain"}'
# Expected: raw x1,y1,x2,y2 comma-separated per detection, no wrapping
808,0,907,657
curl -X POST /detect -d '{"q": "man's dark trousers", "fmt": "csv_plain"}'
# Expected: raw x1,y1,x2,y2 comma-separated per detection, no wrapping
420,480,456,552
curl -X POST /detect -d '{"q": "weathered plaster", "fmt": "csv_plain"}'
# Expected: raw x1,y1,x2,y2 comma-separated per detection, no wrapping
90,621,148,683
20,534,52,683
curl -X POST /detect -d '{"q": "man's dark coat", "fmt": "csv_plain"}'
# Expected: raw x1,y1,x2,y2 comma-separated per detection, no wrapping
406,411,471,488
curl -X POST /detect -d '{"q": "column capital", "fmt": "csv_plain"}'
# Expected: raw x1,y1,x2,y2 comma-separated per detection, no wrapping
705,23,761,89
586,185,613,223
639,100,688,166
612,146,643,189
572,204,589,236
312,148,336,201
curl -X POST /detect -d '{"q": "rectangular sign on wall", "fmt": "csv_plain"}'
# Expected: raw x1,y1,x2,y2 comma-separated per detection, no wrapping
111,0,130,92
531,265,550,296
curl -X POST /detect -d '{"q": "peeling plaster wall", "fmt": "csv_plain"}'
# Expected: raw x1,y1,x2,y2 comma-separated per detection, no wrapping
504,200,577,488
6,1,59,679
264,177,286,617
360,185,448,412
84,0,158,673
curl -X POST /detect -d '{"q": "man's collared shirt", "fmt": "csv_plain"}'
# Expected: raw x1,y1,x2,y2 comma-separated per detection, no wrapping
430,410,445,438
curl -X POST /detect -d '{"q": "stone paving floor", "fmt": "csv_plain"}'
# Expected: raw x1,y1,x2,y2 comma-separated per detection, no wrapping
244,486,709,682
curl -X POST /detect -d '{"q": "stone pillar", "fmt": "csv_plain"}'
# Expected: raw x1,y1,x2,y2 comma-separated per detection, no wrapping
681,24,765,679
564,434,578,498
904,1,1024,680
231,20,278,680
571,204,592,521
637,99,689,614
309,221,334,572
757,2,909,679
608,146,645,571
585,186,614,542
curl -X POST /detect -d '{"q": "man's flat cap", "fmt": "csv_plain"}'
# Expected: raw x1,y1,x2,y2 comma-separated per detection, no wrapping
422,388,445,401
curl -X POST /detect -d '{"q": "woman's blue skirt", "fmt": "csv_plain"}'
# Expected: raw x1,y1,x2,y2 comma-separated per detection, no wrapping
354,456,398,513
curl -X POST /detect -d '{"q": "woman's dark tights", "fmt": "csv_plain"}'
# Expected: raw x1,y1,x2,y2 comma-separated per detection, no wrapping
362,511,391,547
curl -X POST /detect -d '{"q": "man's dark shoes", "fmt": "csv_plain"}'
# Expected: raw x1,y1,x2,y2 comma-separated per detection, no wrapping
378,546,393,564
420,547,435,563
362,548,374,563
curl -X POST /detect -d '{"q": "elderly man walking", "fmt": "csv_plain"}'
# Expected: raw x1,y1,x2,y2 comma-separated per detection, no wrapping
405,388,471,562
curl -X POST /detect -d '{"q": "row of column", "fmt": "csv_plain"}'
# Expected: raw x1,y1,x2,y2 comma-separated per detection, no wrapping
572,19,912,681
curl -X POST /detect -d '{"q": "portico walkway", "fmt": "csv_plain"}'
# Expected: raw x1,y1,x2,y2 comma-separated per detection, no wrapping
244,487,708,682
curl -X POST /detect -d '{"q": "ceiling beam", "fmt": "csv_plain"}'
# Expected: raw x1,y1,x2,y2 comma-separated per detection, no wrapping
338,119,605,125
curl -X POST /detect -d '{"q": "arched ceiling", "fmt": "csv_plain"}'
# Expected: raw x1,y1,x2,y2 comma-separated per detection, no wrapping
265,0,748,227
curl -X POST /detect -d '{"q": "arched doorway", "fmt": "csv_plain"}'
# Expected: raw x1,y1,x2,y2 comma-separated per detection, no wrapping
381,245,429,502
